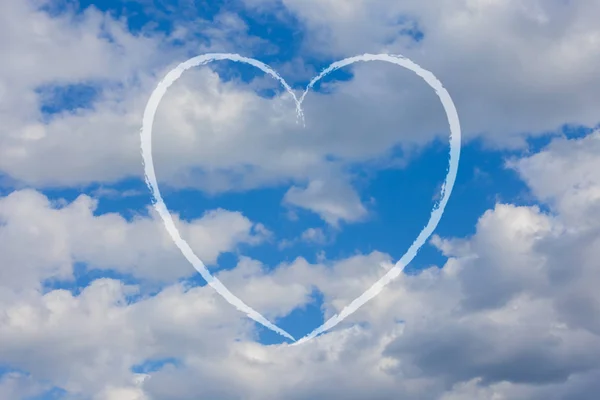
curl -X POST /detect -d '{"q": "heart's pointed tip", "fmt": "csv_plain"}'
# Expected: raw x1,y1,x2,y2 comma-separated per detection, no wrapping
289,334,314,346
280,331,296,343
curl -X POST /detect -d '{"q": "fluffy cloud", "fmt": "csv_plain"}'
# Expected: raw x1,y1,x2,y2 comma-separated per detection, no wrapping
3,133,600,399
0,372,48,400
284,178,369,226
2,1,600,399
245,0,600,147
2,0,600,228
0,189,269,290
141,133,600,400
510,131,600,225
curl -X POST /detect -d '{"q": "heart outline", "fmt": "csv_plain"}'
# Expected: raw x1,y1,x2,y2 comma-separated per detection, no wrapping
140,53,461,345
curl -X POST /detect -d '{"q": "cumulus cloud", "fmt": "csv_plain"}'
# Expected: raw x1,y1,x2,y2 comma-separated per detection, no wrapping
140,133,600,400
0,0,450,228
244,0,600,147
509,130,600,225
5,129,600,398
2,1,600,399
284,177,369,226
111,134,600,398
0,372,48,400
301,227,327,244
0,189,269,289
2,0,600,221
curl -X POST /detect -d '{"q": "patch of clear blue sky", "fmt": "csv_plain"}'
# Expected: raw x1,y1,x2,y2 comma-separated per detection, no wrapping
131,357,181,374
0,366,67,400
14,0,598,379
36,82,100,118
26,388,68,400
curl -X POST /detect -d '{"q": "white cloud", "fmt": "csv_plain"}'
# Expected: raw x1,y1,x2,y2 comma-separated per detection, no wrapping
2,133,600,399
0,277,248,396
131,133,600,399
245,0,600,147
284,177,369,226
0,189,269,290
1,1,600,399
301,227,327,244
2,0,600,230
0,372,48,400
3,177,600,398
510,129,600,225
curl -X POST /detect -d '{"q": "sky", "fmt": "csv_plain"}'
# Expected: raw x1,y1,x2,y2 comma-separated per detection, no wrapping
1,0,600,398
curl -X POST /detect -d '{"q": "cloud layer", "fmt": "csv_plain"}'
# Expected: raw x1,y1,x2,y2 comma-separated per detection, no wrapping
1,1,600,399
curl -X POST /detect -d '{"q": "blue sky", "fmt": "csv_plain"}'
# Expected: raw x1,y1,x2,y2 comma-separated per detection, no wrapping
2,0,600,399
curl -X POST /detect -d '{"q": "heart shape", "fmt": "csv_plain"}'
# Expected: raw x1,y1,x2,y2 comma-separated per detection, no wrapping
140,53,461,345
